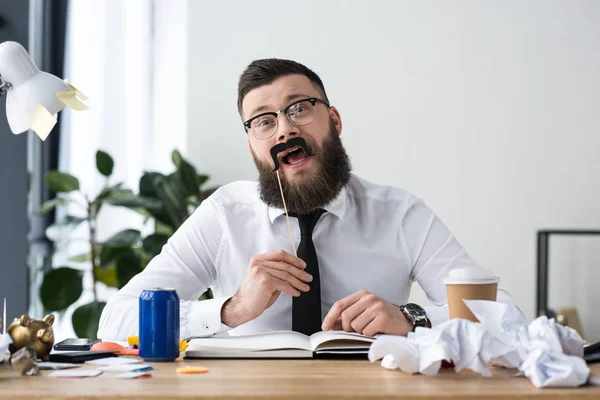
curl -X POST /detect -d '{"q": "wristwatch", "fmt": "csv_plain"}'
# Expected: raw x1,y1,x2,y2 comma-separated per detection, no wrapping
399,303,430,331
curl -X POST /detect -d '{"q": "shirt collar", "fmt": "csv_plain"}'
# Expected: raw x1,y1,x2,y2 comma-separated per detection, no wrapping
267,185,348,224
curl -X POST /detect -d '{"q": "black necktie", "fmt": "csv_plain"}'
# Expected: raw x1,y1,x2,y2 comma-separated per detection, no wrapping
292,209,326,335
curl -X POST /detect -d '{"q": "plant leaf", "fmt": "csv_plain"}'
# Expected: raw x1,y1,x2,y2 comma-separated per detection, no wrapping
69,252,91,263
96,150,114,177
103,229,141,248
95,183,129,214
97,184,131,202
197,174,209,187
104,194,163,213
95,266,118,288
44,171,80,193
139,172,165,199
45,216,88,242
116,251,142,288
72,301,106,338
152,175,187,228
40,197,66,214
140,251,153,270
198,288,213,301
99,246,130,269
172,149,183,169
40,267,83,311
154,220,174,236
177,159,201,199
142,234,169,257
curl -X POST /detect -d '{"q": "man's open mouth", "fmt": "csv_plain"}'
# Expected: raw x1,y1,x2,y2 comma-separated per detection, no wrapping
280,146,309,165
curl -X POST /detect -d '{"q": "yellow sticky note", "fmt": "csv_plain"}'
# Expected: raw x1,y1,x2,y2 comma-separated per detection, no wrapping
127,336,139,347
29,105,57,141
57,91,89,111
63,79,89,101
127,336,187,352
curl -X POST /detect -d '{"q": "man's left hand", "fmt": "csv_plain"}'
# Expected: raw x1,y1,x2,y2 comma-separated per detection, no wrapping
321,290,413,337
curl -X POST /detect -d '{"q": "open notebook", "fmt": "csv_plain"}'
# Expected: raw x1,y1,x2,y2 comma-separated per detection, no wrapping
184,330,376,359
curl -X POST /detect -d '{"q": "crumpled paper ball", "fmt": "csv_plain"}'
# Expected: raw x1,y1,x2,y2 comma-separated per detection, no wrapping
369,300,590,388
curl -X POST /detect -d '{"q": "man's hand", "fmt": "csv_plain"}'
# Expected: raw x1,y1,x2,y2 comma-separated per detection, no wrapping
321,290,413,337
221,250,312,328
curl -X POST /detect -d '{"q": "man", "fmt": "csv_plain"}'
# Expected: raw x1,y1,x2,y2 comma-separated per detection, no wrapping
98,59,516,340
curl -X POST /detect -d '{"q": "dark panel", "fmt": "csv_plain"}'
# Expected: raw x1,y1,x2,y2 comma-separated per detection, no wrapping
0,0,30,319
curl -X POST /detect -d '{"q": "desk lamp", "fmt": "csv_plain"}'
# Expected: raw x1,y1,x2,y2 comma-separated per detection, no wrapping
0,41,88,140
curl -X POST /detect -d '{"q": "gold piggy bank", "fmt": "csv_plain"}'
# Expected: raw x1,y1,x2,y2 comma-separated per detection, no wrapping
8,314,55,361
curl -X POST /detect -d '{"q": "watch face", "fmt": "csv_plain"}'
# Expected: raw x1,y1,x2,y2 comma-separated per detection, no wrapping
405,303,426,318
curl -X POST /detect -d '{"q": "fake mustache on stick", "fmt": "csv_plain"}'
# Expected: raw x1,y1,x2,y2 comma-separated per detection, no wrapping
269,136,316,257
270,137,315,171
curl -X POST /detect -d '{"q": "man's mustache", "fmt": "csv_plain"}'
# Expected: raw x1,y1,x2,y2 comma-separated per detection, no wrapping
269,137,316,172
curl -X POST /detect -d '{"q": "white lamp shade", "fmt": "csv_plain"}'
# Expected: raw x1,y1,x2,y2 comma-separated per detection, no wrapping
0,41,70,134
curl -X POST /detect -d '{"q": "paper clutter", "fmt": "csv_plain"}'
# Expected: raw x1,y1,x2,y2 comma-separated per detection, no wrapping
0,332,12,363
369,300,590,388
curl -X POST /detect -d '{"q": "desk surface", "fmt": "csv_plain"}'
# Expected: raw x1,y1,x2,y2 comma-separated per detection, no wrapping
1,359,599,399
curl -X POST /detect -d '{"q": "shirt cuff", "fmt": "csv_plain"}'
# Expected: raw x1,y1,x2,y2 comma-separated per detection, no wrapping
181,297,232,338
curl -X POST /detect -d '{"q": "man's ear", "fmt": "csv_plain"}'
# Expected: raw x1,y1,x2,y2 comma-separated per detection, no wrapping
329,106,343,136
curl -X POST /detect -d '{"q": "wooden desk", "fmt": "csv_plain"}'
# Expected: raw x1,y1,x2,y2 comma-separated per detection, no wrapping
1,359,599,399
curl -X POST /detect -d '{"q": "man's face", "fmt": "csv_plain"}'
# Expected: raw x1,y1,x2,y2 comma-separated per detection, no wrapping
242,74,351,214
242,74,342,183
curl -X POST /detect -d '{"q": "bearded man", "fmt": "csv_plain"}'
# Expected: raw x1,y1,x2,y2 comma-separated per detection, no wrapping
99,59,516,340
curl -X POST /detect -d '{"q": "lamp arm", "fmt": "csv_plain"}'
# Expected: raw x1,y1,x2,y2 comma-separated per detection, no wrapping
0,73,12,97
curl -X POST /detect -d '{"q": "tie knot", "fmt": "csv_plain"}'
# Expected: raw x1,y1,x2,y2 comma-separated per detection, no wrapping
296,209,326,236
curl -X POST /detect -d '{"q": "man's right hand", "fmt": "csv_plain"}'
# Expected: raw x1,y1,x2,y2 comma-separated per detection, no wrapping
220,250,312,328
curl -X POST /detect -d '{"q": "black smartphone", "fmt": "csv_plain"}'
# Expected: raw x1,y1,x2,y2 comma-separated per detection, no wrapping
53,338,102,351
49,350,116,363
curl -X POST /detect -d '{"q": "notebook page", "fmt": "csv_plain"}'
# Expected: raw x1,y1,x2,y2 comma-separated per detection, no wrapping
187,330,312,351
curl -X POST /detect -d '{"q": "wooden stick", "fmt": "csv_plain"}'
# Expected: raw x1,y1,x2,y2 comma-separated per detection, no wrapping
276,170,297,257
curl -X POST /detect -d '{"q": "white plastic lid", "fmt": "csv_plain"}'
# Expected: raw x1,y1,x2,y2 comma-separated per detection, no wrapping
443,268,499,285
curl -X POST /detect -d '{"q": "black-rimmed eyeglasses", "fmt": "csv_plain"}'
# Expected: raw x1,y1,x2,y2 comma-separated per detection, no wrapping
243,97,330,140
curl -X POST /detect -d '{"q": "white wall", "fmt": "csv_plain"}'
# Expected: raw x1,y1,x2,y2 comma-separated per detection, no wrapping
187,0,600,336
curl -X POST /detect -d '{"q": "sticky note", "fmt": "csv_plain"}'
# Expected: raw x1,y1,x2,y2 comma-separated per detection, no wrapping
63,79,89,100
29,105,57,141
56,91,89,111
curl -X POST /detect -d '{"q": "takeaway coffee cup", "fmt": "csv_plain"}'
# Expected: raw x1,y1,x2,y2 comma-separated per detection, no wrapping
444,268,499,322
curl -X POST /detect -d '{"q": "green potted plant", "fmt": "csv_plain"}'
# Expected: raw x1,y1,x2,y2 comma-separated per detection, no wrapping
40,149,217,337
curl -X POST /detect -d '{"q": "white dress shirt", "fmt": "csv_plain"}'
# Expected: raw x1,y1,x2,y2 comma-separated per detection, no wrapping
98,174,515,340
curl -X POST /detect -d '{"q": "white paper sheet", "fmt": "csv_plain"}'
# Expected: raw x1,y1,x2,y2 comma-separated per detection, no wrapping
0,334,12,363
49,370,103,378
37,362,80,370
85,357,140,366
116,371,152,379
98,364,152,372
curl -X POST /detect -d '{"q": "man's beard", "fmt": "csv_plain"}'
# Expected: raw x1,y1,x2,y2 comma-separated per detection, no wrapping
252,120,352,215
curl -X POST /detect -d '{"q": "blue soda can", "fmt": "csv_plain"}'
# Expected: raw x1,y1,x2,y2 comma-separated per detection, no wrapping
139,288,180,362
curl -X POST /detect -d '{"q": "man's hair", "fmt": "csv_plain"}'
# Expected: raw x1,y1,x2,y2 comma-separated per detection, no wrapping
237,58,329,118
